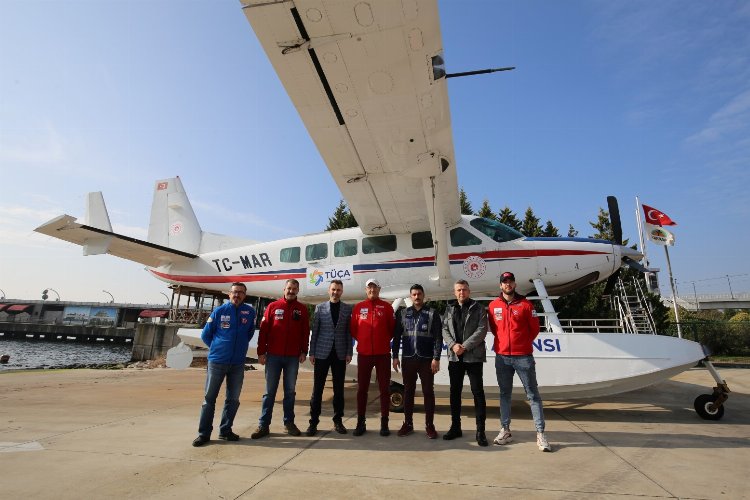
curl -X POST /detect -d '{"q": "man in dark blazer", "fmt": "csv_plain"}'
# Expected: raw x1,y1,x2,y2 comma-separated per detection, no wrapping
306,279,353,435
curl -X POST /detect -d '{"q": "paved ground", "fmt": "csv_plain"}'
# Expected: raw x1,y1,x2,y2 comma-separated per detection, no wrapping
1,366,748,499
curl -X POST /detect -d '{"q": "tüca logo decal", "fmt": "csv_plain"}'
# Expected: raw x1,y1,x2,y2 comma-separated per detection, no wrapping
309,270,324,286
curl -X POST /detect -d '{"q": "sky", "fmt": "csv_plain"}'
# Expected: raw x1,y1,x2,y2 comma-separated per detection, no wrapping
1,0,749,303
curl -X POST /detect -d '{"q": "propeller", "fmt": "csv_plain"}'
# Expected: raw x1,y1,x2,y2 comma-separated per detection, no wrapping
603,196,647,296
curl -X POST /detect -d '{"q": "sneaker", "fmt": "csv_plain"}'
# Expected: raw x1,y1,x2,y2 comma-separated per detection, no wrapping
305,424,317,437
493,427,513,445
379,417,390,437
425,423,438,440
476,430,489,447
285,422,301,436
442,426,462,440
537,432,552,452
250,425,270,439
218,431,239,442
397,421,414,437
333,420,347,434
192,435,209,447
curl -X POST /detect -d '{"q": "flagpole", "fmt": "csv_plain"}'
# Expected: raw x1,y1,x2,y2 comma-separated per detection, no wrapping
635,196,649,266
663,245,683,338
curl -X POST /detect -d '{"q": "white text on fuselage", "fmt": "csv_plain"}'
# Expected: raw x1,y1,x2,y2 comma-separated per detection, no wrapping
212,253,272,272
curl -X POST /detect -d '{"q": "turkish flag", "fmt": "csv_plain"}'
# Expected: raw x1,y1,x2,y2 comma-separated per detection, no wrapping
643,204,676,226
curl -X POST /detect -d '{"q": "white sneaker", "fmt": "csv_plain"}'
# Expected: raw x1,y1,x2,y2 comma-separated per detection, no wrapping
537,432,551,452
493,427,512,445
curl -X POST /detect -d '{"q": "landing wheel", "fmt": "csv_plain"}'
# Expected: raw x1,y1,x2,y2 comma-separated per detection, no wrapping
389,382,404,413
694,393,725,420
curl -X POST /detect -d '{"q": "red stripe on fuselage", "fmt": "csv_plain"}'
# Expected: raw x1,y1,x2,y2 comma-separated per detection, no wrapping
388,248,609,264
149,269,306,284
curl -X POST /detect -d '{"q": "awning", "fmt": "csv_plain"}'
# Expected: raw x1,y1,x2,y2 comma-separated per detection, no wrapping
5,304,33,313
139,309,169,318
0,304,10,312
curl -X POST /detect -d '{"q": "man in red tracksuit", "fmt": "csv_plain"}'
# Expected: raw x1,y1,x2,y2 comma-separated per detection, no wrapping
487,271,551,452
350,278,395,437
252,279,310,439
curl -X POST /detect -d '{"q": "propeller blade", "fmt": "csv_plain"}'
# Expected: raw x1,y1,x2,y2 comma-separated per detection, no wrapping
622,256,650,273
607,196,623,246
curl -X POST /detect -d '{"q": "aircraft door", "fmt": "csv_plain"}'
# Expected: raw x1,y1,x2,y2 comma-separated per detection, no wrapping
302,235,332,298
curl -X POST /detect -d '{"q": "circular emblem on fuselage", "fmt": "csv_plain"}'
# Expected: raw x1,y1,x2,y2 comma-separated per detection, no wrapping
170,222,183,235
463,255,486,279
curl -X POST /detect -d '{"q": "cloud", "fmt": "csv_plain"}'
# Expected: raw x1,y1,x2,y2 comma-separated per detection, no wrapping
686,88,750,145
192,199,297,238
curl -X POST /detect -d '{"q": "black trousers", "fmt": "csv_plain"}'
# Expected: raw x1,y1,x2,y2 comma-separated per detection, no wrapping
448,359,486,428
309,350,346,425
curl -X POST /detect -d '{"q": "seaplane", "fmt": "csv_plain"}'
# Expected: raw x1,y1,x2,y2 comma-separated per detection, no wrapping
34,0,728,418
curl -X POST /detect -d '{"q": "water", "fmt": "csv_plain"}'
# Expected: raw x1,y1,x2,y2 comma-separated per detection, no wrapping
0,339,131,371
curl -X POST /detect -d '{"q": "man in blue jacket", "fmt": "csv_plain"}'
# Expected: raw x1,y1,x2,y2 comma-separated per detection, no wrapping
192,282,256,446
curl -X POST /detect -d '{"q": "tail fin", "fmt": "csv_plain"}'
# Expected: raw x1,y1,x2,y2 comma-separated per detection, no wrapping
82,191,114,256
147,177,202,254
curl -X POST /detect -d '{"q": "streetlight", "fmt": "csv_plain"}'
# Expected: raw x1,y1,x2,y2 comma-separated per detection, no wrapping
0,288,6,300
102,290,115,303
691,282,699,311
42,288,60,301
726,275,735,299
159,292,170,305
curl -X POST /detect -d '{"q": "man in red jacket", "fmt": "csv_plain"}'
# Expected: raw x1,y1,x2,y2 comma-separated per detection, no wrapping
488,272,551,452
350,278,395,437
251,279,309,439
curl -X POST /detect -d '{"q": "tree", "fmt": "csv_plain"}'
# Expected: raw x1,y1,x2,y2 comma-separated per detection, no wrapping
475,199,496,219
497,206,521,231
521,207,543,237
542,220,560,237
567,224,578,237
326,199,358,230
459,188,473,215
589,207,613,241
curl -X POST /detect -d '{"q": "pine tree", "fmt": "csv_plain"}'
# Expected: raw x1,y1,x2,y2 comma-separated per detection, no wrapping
459,188,473,215
542,220,560,237
567,224,578,237
589,207,613,240
475,199,496,219
497,206,521,231
521,207,543,237
326,199,358,230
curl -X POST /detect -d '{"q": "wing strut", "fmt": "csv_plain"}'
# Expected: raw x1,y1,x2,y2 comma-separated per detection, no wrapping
422,176,453,290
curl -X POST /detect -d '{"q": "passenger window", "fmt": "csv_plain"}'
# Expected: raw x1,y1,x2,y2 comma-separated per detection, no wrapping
305,243,328,261
362,235,397,254
411,231,433,250
279,247,300,263
450,227,482,247
334,239,357,257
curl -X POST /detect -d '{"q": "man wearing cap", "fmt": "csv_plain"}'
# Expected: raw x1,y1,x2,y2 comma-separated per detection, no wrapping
488,272,551,452
350,278,395,437
392,284,442,439
441,279,489,446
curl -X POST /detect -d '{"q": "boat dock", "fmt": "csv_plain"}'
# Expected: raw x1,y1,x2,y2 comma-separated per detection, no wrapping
1,366,748,499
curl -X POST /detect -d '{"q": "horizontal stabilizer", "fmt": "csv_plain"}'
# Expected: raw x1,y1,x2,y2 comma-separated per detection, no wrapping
35,215,197,267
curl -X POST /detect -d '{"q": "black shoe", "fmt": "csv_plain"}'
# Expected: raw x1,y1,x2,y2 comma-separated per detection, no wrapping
476,430,489,447
218,431,239,442
285,422,301,436
305,424,318,437
192,435,209,447
251,425,270,439
380,416,390,437
353,416,366,436
333,420,347,434
443,427,463,440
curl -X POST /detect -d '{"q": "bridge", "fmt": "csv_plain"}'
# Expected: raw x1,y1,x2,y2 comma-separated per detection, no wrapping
669,293,750,311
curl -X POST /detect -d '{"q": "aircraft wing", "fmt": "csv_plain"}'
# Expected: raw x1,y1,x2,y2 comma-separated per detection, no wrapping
241,0,460,235
35,215,197,268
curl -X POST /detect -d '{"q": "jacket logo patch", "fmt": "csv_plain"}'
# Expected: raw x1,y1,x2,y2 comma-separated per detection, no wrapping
274,309,284,320
221,322,230,329
241,318,248,324
360,308,368,320
292,310,301,320
493,308,502,320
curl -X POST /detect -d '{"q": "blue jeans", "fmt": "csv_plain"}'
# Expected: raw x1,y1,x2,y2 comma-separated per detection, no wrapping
259,354,300,426
495,355,545,432
198,362,245,438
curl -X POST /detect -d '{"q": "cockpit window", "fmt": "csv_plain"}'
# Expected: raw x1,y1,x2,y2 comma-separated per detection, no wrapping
470,217,524,242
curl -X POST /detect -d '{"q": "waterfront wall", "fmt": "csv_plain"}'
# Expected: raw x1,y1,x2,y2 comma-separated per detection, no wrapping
0,322,133,343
